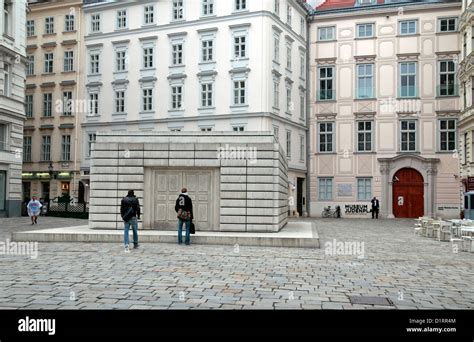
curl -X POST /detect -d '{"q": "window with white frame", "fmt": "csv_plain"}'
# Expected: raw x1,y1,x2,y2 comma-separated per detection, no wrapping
299,135,305,161
439,119,456,151
172,43,183,65
318,66,334,100
143,47,154,69
233,80,246,105
61,135,71,161
439,60,456,96
399,20,417,35
202,0,214,16
44,52,54,73
235,0,246,11
64,50,74,72
142,88,153,111
25,94,33,118
357,64,374,99
87,133,96,158
3,0,12,36
41,136,51,161
201,82,213,108
439,17,457,32
65,14,75,32
43,93,52,117
399,62,417,97
62,91,72,116
90,53,99,74
400,120,417,152
233,126,245,132
318,26,335,41
115,91,125,113
23,136,32,162
300,94,305,120
26,55,34,76
91,14,100,33
173,0,184,20
116,50,127,72
318,122,334,153
300,53,305,78
116,9,127,29
286,130,292,158
286,43,292,70
274,0,280,15
286,5,292,26
26,20,35,37
2,63,10,96
357,178,372,201
45,17,54,35
234,34,246,59
89,93,99,116
357,23,374,38
300,17,305,37
202,39,213,62
144,5,154,24
357,121,373,152
273,35,280,63
319,178,333,200
0,124,6,151
273,80,280,109
171,85,183,109
286,86,292,113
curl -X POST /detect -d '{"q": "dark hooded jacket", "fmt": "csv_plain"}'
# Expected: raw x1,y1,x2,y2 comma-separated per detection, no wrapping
175,193,193,220
121,195,141,220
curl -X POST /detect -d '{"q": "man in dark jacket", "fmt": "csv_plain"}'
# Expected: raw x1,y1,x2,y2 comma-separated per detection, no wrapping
175,188,193,245
371,196,379,219
121,190,141,252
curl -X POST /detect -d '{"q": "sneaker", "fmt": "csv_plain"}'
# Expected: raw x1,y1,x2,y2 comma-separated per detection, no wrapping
185,242,190,246
124,245,130,253
133,244,139,249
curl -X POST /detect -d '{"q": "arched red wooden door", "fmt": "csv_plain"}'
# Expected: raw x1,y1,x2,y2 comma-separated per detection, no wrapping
392,168,424,218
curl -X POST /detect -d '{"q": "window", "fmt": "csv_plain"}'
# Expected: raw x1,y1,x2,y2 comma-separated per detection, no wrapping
300,135,305,161
90,54,99,74
233,80,246,105
41,136,51,161
357,178,372,201
117,9,127,29
274,0,280,15
300,54,305,79
43,93,52,117
234,35,246,58
286,44,292,70
399,62,417,97
286,5,292,26
319,178,333,200
233,126,245,132
171,86,183,109
439,119,456,152
318,66,334,100
26,20,35,37
286,130,291,158
61,135,71,161
357,0,375,4
464,132,468,164
400,120,417,152
0,124,6,151
116,50,127,72
400,20,417,35
3,0,11,36
91,14,100,33
318,26,335,41
144,5,154,24
300,95,305,120
357,23,374,38
62,91,72,116
202,39,213,62
201,127,213,132
274,126,279,142
89,93,98,116
463,82,467,108
235,0,246,11
26,55,35,76
25,94,33,118
318,122,334,153
87,133,96,158
65,14,75,32
45,17,54,35
439,18,457,32
142,88,153,111
2,63,10,96
201,83,213,108
23,136,32,162
439,60,456,96
202,0,214,16
286,86,292,113
44,53,54,73
115,91,125,113
173,0,184,20
357,121,373,152
143,47,154,69
357,64,374,99
172,43,183,65
64,51,74,72
300,17,305,37
170,128,182,132
273,81,280,108
273,36,279,62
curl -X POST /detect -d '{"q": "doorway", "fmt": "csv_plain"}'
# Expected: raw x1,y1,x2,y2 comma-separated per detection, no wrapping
392,168,424,218
297,178,304,216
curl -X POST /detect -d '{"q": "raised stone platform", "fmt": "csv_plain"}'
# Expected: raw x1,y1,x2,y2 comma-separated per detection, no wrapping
11,221,319,248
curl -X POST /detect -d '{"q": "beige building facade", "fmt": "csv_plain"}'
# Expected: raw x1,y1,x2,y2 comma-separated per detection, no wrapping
309,0,462,218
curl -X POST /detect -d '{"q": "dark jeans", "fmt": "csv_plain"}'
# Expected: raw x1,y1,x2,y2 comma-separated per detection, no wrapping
178,219,190,244
372,208,379,219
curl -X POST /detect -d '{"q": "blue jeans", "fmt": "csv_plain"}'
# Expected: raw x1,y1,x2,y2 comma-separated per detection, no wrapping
178,219,190,244
124,216,138,247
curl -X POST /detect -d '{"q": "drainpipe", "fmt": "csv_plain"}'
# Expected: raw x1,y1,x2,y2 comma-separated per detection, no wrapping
73,5,81,203
305,10,313,217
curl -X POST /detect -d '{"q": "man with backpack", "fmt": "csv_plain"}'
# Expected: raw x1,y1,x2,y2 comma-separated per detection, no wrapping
120,190,141,252
175,188,193,245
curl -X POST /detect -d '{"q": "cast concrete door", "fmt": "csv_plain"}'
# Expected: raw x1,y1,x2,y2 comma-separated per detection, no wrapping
392,168,424,218
152,169,215,230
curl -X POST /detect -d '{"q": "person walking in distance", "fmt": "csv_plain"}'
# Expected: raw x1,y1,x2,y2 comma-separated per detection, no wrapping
27,196,42,225
175,188,193,245
120,190,141,252
371,196,380,219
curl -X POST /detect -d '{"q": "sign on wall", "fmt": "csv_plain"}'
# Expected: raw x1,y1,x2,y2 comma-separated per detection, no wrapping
344,204,369,215
337,184,352,197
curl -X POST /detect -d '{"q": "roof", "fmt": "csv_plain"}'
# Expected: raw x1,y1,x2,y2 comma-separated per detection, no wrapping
310,0,461,13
